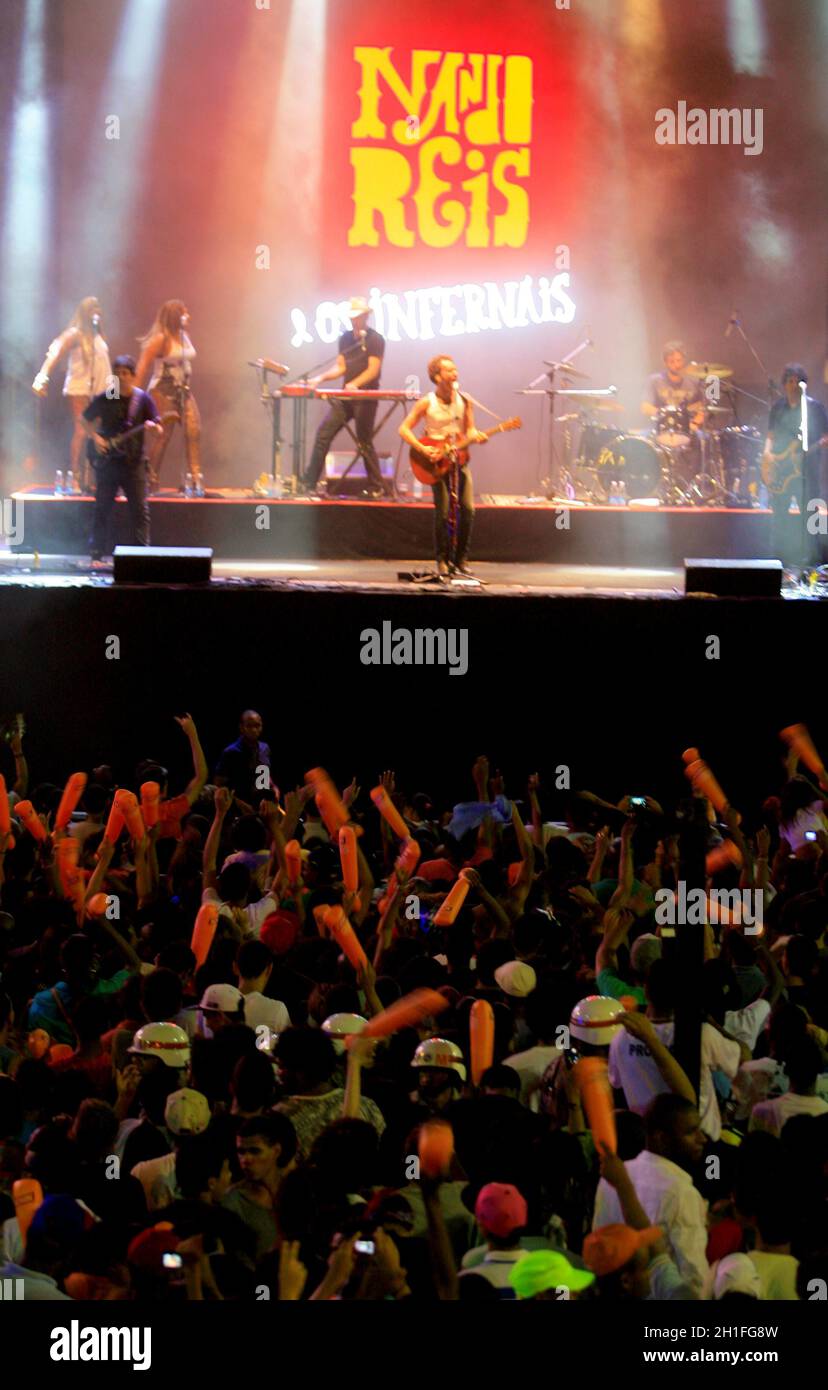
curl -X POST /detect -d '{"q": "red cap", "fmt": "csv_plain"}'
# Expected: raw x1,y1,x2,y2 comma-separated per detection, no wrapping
474,1182,527,1237
259,909,300,956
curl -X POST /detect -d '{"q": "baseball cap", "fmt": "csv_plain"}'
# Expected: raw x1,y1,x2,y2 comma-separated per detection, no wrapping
474,1182,528,1238
259,909,301,956
583,1223,664,1276
510,1249,596,1299
709,1253,762,1300
197,983,244,1015
494,961,537,997
630,933,662,976
127,1222,180,1272
164,1087,210,1136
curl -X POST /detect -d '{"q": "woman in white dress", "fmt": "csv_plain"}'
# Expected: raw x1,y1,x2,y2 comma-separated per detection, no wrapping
32,296,111,490
136,299,202,492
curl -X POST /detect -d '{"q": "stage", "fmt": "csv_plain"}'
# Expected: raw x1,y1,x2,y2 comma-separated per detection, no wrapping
8,485,803,570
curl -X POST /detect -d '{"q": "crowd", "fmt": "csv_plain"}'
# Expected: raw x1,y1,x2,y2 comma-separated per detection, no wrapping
0,709,826,1303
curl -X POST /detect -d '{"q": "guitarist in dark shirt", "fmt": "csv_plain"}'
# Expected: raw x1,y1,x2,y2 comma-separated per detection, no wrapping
81,355,161,565
762,364,828,572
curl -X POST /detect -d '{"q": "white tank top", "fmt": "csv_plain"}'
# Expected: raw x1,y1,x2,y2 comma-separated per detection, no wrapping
148,332,196,391
423,388,466,440
62,334,111,397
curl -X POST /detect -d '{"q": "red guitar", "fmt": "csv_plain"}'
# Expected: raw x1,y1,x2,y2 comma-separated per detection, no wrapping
410,416,522,486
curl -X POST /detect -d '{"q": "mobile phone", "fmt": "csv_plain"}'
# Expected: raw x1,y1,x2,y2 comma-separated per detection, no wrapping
630,797,647,809
354,1239,375,1256
804,830,818,841
162,1252,183,1270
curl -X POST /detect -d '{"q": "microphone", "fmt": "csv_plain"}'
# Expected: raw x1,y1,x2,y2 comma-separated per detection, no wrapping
91,313,101,332
724,313,739,338
180,314,190,328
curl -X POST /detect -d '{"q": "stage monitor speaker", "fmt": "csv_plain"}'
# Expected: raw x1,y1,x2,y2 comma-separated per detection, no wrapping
684,557,782,597
113,546,213,584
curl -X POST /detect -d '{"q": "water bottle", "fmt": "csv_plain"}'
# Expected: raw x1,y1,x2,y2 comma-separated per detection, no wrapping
608,480,618,505
412,473,423,500
54,470,64,496
66,470,75,495
194,474,204,498
183,472,193,498
619,480,627,506
789,496,800,515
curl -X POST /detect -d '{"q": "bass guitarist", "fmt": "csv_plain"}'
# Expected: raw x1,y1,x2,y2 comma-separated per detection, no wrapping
81,355,162,566
762,364,828,574
399,355,487,578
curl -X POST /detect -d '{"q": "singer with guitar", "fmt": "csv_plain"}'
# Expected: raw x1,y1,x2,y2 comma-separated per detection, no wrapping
400,355,501,579
762,364,828,573
81,355,162,566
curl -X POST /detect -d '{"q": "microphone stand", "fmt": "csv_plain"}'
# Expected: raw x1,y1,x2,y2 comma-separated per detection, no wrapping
728,316,779,404
524,336,593,500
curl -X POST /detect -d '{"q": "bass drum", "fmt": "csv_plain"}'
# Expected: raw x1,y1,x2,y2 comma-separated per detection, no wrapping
719,425,763,504
577,423,618,467
596,433,662,498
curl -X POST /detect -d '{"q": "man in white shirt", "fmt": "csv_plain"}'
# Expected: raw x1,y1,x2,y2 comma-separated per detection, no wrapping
504,992,563,1111
750,1036,828,1136
234,940,291,1037
592,1094,709,1295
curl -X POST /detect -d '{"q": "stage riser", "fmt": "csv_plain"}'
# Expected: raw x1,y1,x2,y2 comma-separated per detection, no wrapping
10,497,783,565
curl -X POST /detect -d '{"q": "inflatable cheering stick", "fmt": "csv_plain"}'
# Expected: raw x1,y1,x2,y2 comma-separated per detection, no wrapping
114,789,145,842
418,1121,454,1180
0,775,15,850
103,798,125,847
370,785,409,841
780,723,827,786
324,905,368,974
13,1178,44,1245
469,998,494,1087
338,825,360,908
684,759,729,814
362,988,448,1040
573,1056,617,1154
433,873,470,927
285,839,303,888
55,772,87,832
140,781,161,829
12,800,47,843
191,902,219,970
305,768,353,839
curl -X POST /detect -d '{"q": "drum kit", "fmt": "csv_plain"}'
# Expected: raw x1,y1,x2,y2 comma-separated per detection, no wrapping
549,360,765,506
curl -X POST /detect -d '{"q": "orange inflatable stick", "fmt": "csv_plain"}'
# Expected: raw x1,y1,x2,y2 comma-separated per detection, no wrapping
54,772,87,832
103,799,125,845
48,1044,74,1065
433,874,470,927
13,799,47,843
0,774,14,850
55,837,81,897
362,988,448,1039
370,785,409,840
684,759,729,813
470,998,495,1086
13,1178,44,1245
325,906,368,974
140,781,161,828
682,748,701,765
86,892,109,918
305,769,352,839
418,1121,454,1179
285,839,303,888
114,789,145,842
780,723,826,781
191,902,219,969
395,837,421,881
573,1056,617,1154
338,825,359,894
706,840,743,875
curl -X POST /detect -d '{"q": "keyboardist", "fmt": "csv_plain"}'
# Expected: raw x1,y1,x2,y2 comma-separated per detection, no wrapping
302,295,387,498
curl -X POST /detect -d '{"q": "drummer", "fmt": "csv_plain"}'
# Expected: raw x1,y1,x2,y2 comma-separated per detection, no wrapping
641,341,705,438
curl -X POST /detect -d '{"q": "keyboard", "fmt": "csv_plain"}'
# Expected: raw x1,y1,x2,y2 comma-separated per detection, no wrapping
279,385,414,401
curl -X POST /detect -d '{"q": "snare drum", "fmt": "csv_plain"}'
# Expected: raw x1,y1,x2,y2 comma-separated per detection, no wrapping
596,434,662,498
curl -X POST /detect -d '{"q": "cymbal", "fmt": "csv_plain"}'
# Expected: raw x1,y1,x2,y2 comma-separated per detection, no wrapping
703,405,732,414
248,358,289,375
544,360,591,380
685,361,733,379
565,395,625,411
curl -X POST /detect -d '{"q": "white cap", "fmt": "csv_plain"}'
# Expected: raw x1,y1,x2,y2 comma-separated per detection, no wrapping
322,1013,368,1055
198,984,245,1016
494,961,537,997
569,996,625,1046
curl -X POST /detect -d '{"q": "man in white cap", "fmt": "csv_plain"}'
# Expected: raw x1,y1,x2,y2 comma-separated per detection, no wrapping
303,295,386,498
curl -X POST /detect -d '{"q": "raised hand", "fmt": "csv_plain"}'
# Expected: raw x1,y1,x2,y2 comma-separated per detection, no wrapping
278,1240,308,1302
527,772,540,796
214,786,233,815
343,776,361,808
379,770,396,796
174,713,197,738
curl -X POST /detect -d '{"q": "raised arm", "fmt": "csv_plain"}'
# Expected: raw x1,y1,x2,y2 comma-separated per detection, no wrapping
595,905,635,978
176,714,208,806
203,786,233,890
618,1012,696,1105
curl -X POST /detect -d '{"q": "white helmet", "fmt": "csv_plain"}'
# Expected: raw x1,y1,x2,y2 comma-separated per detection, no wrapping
410,1037,467,1083
322,1013,368,1055
569,996,625,1046
127,1021,191,1069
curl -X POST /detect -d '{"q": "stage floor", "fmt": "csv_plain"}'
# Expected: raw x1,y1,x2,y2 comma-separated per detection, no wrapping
1,551,823,600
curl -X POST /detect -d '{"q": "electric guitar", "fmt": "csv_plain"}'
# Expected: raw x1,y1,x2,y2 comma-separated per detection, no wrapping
410,416,522,486
761,433,828,495
86,411,178,469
